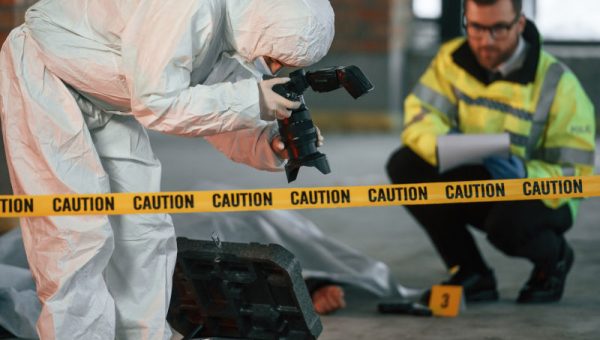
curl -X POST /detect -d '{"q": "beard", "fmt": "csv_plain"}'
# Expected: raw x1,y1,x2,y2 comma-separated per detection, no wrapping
475,46,514,71
470,36,519,71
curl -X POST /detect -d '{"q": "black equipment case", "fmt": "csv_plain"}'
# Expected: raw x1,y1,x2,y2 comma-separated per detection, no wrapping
168,237,322,339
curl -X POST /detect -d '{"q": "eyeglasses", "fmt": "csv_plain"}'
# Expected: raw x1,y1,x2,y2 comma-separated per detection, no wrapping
463,13,521,40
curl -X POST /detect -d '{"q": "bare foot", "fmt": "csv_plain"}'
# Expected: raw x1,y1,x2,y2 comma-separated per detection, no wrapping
311,285,346,315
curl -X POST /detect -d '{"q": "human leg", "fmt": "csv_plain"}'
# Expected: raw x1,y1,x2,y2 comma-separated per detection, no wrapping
386,147,500,301
91,115,177,339
484,200,573,302
0,28,116,339
386,146,493,273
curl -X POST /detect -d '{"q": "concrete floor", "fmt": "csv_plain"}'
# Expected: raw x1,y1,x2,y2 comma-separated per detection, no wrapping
151,131,600,340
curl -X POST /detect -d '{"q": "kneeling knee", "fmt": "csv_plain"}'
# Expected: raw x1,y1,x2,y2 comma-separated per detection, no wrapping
386,147,432,184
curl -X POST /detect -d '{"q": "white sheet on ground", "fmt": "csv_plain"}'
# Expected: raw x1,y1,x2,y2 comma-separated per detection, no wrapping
0,202,402,338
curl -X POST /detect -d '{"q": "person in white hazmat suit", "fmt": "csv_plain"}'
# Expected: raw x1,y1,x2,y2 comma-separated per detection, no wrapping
0,0,334,338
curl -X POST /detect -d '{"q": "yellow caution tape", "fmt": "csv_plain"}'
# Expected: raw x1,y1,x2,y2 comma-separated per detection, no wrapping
1,176,599,218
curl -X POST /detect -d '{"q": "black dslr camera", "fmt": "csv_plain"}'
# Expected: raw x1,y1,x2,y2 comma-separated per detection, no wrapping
272,65,373,182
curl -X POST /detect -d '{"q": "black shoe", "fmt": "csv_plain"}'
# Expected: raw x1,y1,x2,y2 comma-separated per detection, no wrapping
421,269,499,304
517,243,574,303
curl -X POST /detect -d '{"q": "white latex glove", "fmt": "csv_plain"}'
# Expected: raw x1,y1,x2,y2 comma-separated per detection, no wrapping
315,126,324,147
270,125,324,160
258,77,301,121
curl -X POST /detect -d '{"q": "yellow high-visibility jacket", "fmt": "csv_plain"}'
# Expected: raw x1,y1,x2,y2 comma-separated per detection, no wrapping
402,21,596,217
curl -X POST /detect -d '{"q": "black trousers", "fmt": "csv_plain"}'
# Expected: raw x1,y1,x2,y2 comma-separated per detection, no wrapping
386,147,572,273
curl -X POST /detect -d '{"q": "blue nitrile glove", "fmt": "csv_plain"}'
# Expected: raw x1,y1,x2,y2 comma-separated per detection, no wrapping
483,155,526,179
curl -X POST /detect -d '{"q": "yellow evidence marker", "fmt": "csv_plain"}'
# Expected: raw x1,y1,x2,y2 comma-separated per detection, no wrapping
429,285,463,317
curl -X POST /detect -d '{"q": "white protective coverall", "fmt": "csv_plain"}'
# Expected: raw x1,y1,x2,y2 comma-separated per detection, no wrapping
0,0,334,338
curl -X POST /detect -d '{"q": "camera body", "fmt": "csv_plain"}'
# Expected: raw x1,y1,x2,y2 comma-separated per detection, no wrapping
272,66,373,182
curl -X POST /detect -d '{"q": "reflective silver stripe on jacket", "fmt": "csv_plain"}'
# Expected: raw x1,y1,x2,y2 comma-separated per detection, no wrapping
532,147,595,166
508,131,528,147
525,62,567,158
561,166,576,177
412,83,458,125
404,107,430,129
453,88,532,121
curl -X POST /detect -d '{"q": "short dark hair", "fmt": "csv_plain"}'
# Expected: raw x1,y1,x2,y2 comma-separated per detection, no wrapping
463,0,523,15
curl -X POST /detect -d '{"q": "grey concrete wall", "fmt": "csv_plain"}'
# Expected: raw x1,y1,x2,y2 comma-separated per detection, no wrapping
302,53,392,112
298,0,413,131
301,52,405,132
